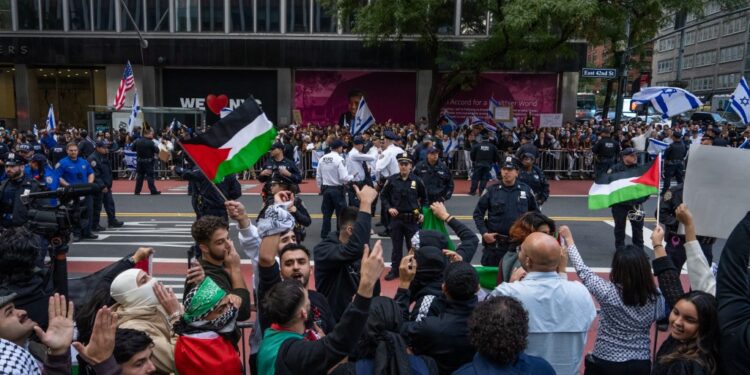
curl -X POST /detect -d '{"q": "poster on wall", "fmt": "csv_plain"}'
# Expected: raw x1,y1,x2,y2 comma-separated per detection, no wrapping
441,72,558,128
539,113,563,127
162,69,278,126
294,70,417,126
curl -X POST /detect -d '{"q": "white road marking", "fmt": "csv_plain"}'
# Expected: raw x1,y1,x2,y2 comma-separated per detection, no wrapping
604,220,666,251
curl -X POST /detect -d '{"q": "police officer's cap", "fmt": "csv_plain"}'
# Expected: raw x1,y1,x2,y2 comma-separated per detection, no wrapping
5,153,26,166
397,153,413,164
17,143,31,152
426,146,440,154
620,147,636,157
353,136,365,145
30,153,47,164
522,134,534,141
96,139,110,148
270,142,284,150
522,152,536,160
501,156,519,170
0,143,9,157
383,131,399,141
330,139,346,149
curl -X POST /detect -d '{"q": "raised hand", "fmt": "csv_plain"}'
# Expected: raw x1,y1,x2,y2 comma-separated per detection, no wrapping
398,250,417,288
154,282,182,316
72,307,118,365
186,261,205,287
358,241,385,298
34,293,74,356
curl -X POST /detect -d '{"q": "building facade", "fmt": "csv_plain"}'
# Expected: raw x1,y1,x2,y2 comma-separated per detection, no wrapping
0,0,586,130
651,2,750,105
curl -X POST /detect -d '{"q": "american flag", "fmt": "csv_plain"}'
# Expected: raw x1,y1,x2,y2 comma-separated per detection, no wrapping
113,61,135,110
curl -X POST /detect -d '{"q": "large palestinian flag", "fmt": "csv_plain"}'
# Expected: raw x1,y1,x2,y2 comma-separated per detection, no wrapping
181,97,276,183
588,154,661,210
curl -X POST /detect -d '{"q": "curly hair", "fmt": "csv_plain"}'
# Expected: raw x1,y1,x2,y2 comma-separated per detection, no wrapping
0,227,41,283
191,216,229,245
468,296,529,365
508,212,556,244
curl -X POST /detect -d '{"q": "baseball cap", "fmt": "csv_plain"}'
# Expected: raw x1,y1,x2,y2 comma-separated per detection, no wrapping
353,136,365,145
95,139,110,148
521,152,536,160
30,153,47,164
270,142,284,150
5,152,26,166
17,143,31,152
501,156,518,169
384,130,399,140
426,146,439,154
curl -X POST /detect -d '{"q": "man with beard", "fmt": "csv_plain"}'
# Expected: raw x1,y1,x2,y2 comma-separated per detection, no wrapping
256,191,336,337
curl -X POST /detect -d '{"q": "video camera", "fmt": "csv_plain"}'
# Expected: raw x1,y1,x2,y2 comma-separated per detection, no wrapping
20,183,98,243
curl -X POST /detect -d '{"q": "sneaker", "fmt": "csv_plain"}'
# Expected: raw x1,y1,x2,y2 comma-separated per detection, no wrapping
109,220,125,228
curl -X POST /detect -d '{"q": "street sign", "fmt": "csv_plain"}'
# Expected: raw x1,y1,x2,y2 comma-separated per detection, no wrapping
581,68,617,79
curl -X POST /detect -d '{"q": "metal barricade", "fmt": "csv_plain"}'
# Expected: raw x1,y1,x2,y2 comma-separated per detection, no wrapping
534,150,595,179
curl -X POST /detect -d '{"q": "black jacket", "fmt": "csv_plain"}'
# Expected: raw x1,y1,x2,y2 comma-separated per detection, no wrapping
401,297,478,375
313,211,380,321
608,163,650,206
717,211,750,374
414,160,454,202
518,165,549,203
274,296,372,375
88,152,113,188
473,182,538,236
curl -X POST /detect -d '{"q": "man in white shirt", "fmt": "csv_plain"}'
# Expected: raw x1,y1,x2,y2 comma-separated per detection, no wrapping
490,232,596,375
347,136,377,206
374,131,404,233
316,139,353,238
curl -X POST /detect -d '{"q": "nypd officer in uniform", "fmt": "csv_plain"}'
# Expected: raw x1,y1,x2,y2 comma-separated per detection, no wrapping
414,146,453,203
346,136,377,207
592,128,620,178
173,164,241,221
375,130,405,234
132,128,161,195
25,153,59,199
56,142,97,241
661,131,686,194
48,142,67,166
473,155,538,266
517,152,550,208
381,152,428,280
316,139,353,239
88,140,124,230
0,153,41,228
0,143,10,182
257,142,302,189
608,148,649,250
469,132,499,196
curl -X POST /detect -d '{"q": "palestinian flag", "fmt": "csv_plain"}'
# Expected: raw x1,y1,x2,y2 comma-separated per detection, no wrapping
181,97,276,183
588,154,661,210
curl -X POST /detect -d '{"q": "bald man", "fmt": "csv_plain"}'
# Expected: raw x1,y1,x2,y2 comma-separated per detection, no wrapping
490,233,596,375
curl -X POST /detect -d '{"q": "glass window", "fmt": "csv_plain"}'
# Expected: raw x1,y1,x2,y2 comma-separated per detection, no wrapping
436,0,455,35
719,45,744,63
200,0,224,32
704,1,721,15
41,0,64,30
717,73,737,89
692,76,713,91
257,0,280,32
287,0,310,33
18,1,40,30
723,17,746,36
657,37,675,52
313,0,336,33
683,30,695,45
69,0,91,31
93,0,115,30
0,68,16,121
681,55,693,69
697,24,719,42
0,0,11,30
461,0,487,35
657,59,674,73
695,50,717,67
176,0,198,32
31,68,96,128
230,0,254,32
147,0,170,32
121,0,145,31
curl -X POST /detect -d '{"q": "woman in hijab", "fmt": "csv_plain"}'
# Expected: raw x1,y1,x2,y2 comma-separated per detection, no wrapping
331,297,438,375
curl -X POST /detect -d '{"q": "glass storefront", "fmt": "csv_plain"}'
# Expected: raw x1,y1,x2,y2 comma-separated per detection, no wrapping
41,0,64,30
147,0,170,32
257,0,280,33
200,0,224,32
94,0,116,31
29,67,106,128
287,0,310,33
121,0,144,31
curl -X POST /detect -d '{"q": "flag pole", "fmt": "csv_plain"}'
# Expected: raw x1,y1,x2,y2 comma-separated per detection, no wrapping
175,139,230,203
655,152,663,227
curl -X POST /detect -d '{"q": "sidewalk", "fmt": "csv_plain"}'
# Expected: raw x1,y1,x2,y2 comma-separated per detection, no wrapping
111,178,594,196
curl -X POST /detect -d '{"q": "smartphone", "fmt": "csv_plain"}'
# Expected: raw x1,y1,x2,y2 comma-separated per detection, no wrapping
187,248,195,269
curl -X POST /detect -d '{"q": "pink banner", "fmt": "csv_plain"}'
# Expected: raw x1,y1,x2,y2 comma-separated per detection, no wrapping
441,72,558,127
294,70,417,126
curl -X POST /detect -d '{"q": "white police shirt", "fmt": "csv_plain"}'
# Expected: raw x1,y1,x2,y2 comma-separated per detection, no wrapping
316,151,353,188
346,148,377,181
375,144,404,179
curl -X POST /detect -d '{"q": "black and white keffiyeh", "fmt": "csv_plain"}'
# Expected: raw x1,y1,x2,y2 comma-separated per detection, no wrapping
0,339,41,375
257,203,295,238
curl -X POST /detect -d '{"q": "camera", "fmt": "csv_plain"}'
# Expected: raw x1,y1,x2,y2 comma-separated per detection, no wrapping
21,184,97,243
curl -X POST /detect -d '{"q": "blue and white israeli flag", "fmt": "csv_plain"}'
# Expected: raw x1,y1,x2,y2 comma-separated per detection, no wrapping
46,104,56,132
632,87,702,118
351,97,375,135
730,77,750,125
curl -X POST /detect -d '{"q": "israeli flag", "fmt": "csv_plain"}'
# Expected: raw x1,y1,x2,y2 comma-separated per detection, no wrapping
123,150,137,170
311,150,325,169
351,97,375,135
441,113,458,133
647,137,669,155
471,114,496,132
127,91,140,133
729,77,750,124
632,87,702,118
739,138,749,149
459,116,471,129
46,104,56,132
487,97,500,121
169,118,180,133
33,124,38,137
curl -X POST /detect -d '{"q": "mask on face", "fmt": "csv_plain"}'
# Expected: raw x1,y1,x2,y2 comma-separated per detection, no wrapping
110,269,159,308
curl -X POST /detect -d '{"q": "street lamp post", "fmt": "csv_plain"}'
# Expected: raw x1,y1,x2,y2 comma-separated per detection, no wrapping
613,13,631,132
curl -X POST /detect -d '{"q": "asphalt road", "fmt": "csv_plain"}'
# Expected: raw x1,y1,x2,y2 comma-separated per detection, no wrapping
68,193,725,269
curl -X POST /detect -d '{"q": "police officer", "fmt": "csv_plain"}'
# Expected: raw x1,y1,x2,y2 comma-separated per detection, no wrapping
469,132,499,196
608,148,649,250
257,142,302,188
0,153,41,228
174,165,241,221
48,142,67,166
517,152,550,208
88,140,124,230
16,143,33,161
375,131,405,233
381,153,427,280
346,136,377,207
473,156,538,266
261,173,311,242
0,143,9,182
592,128,620,178
25,154,59,206
658,184,716,271
414,146,453,203
662,132,686,194
316,139,353,239
132,129,161,195
56,142,97,241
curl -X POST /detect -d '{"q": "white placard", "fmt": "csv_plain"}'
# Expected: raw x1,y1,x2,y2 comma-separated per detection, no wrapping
539,113,563,128
683,143,750,239
494,106,512,121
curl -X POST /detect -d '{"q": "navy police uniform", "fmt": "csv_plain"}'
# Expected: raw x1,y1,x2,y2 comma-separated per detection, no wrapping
0,153,41,228
469,139,499,195
592,132,620,178
608,148,649,250
56,153,96,239
381,153,428,279
257,143,302,187
132,136,160,195
174,166,241,221
517,154,550,207
88,141,124,229
662,135,686,194
473,156,538,266
413,148,453,203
